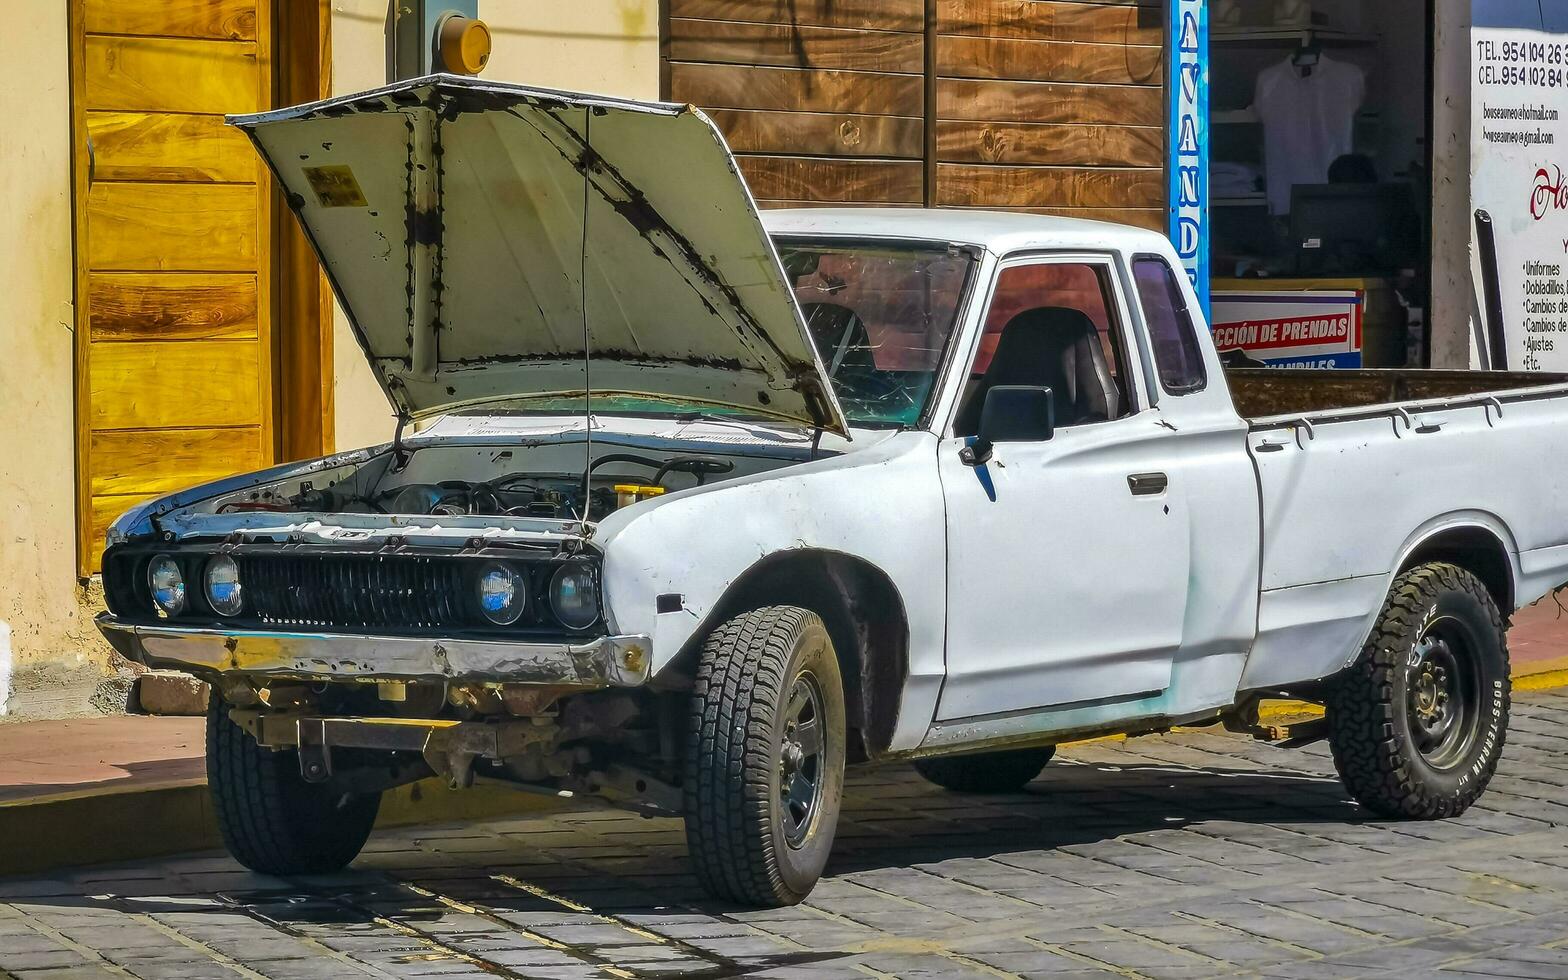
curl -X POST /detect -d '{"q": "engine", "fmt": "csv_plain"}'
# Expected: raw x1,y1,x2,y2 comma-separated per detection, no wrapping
275,452,739,522
376,477,614,521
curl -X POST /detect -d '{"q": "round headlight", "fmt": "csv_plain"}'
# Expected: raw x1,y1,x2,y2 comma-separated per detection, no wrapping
204,555,243,617
148,555,186,616
476,562,527,626
549,562,600,631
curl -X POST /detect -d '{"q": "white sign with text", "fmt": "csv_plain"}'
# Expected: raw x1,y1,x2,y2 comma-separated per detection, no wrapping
1473,26,1568,370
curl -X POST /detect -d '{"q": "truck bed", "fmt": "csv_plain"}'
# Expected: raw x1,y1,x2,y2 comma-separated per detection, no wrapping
1234,366,1568,695
1227,368,1568,421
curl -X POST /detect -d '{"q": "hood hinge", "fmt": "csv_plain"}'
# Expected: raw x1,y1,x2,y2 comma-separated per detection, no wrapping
391,413,414,471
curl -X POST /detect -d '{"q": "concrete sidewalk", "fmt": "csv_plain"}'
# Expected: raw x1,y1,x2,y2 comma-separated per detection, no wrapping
0,716,202,805
3,598,1567,876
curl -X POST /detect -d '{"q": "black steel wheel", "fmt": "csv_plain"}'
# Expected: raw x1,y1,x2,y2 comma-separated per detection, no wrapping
1328,562,1510,819
684,606,846,907
1407,619,1483,769
914,746,1056,793
778,673,827,847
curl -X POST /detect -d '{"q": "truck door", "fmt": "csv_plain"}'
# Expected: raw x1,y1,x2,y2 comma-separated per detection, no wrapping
935,254,1194,722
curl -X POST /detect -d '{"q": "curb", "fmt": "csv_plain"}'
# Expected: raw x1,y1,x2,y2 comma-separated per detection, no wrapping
1516,667,1568,693
0,776,561,878
5,668,1565,878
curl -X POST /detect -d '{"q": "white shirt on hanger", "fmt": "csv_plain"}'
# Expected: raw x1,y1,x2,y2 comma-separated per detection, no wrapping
1253,53,1366,215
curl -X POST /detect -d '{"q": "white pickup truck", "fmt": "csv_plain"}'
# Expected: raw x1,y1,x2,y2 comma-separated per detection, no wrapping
98,77,1564,907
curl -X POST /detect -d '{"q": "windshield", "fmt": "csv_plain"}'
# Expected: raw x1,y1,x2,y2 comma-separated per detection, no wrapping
454,239,974,430
777,240,975,427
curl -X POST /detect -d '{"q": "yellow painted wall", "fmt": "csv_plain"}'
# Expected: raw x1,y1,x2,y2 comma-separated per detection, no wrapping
0,5,106,717
326,0,661,449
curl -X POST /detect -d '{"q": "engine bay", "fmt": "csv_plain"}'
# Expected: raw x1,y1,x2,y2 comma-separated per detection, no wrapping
178,419,822,528
267,452,741,523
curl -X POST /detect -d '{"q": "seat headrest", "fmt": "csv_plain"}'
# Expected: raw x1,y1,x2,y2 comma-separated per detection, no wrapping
987,308,1103,386
955,306,1120,433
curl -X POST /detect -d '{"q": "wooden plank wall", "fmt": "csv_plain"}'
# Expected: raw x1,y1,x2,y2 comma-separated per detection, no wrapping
73,0,275,571
935,0,1165,230
665,0,928,207
664,0,1166,228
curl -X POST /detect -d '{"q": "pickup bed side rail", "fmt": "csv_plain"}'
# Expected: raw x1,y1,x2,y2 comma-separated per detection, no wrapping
1244,378,1568,432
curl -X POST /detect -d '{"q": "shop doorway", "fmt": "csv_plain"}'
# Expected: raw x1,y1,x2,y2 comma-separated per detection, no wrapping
1206,0,1433,369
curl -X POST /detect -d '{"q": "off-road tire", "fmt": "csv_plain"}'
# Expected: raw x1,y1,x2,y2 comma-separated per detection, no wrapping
1327,562,1510,819
206,698,381,874
914,746,1056,793
684,606,846,907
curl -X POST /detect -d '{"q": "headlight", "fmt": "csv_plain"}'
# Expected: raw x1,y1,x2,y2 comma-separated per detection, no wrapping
476,561,527,626
204,555,243,617
148,555,186,616
549,562,600,631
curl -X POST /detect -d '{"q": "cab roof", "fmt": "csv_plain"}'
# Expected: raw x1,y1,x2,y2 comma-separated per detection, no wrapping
761,207,1176,259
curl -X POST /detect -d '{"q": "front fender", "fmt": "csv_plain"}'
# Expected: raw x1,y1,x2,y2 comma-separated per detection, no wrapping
595,430,948,751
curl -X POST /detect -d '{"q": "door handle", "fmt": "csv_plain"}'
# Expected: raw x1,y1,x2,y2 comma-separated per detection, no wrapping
1254,439,1287,453
1127,472,1167,496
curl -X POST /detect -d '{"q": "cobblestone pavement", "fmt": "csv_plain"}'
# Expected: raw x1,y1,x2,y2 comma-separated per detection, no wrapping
5,691,1568,980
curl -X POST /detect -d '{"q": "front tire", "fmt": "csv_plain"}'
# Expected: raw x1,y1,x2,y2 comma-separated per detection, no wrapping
914,746,1055,794
207,699,381,874
1327,562,1510,819
684,607,846,907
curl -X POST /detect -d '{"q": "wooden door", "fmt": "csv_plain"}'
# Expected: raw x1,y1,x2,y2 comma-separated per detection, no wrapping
663,0,1167,227
72,0,275,573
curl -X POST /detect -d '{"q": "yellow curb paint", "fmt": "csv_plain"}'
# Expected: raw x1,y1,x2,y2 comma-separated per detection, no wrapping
1258,701,1324,723
1515,668,1568,693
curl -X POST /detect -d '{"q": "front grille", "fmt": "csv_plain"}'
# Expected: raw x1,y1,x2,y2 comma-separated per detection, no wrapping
239,555,475,631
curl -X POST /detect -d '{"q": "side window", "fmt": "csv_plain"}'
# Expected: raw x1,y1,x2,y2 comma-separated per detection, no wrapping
1132,257,1208,394
954,262,1133,437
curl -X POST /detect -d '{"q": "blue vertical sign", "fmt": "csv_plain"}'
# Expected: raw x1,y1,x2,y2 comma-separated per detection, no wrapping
1169,0,1210,317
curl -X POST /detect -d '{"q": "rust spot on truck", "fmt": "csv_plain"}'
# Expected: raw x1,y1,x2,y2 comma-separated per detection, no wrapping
406,204,443,246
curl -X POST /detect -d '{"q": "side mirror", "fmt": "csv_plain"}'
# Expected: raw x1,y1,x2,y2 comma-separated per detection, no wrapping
961,385,1055,466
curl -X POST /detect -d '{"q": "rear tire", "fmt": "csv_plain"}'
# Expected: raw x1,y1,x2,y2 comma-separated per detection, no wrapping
684,607,846,907
914,747,1056,793
1327,562,1510,819
207,699,381,874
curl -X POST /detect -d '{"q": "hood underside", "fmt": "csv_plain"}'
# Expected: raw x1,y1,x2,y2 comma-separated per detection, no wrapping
231,76,847,435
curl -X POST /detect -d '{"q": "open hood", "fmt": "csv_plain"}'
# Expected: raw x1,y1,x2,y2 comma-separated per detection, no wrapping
231,76,847,435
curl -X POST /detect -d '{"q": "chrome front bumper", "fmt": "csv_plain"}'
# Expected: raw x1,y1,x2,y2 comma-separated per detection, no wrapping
95,614,652,687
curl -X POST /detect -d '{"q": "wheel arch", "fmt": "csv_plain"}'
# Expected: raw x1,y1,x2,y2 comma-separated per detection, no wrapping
667,548,910,760
1391,512,1520,616
1243,513,1521,697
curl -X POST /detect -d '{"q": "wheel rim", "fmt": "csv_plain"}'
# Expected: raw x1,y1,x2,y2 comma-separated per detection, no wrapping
1406,616,1482,770
778,672,825,848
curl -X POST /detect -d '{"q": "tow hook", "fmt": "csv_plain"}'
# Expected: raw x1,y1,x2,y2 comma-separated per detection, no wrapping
296,718,333,783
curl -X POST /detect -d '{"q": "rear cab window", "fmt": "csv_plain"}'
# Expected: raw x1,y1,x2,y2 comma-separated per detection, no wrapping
1131,256,1208,394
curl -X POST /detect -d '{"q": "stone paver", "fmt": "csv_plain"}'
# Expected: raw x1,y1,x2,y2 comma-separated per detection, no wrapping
3,690,1568,979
